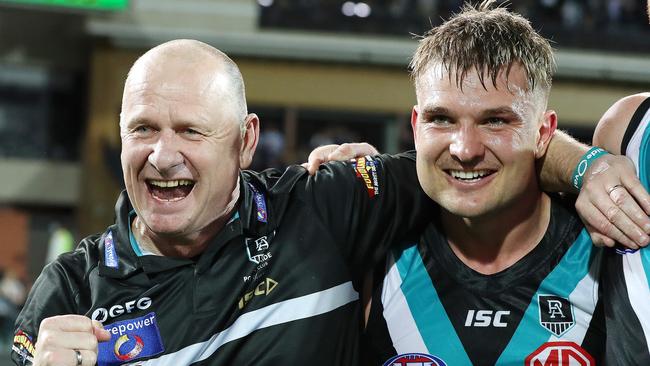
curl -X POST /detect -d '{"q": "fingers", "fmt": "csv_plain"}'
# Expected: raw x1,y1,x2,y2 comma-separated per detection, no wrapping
37,331,98,351
578,154,650,248
92,320,111,341
40,315,94,333
576,195,639,249
36,349,97,366
34,315,106,366
328,143,378,161
305,144,340,175
621,173,650,216
76,349,98,366
584,222,616,248
607,183,650,239
303,143,379,175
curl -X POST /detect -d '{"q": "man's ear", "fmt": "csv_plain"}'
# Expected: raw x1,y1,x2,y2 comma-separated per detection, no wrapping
535,110,557,158
411,106,419,141
239,113,260,169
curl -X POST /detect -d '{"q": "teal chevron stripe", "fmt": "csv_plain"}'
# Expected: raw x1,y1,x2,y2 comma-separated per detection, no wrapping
394,244,472,365
496,229,594,364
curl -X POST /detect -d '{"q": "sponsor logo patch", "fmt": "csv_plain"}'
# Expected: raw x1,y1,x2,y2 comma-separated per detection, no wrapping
104,230,119,268
464,309,510,327
238,277,279,309
525,341,594,366
248,183,268,223
98,312,164,366
12,330,35,364
538,295,575,337
92,296,153,323
352,156,380,198
383,353,447,366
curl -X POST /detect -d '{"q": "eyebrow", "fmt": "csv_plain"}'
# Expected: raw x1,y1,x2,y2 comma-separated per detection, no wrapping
420,106,452,115
481,107,524,120
124,117,148,127
482,107,518,115
421,105,523,119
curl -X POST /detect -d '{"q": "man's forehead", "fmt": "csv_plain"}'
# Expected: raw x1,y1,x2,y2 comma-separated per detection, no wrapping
126,63,230,95
416,62,531,93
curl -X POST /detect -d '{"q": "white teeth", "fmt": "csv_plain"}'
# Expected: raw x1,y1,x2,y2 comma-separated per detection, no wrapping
449,170,491,181
148,179,194,188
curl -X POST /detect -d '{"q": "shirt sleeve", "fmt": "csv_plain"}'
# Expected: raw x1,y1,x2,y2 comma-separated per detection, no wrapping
299,151,436,278
12,259,81,366
602,96,650,364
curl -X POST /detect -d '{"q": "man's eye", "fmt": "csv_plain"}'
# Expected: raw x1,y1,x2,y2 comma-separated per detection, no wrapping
182,128,201,136
485,117,506,126
425,115,451,125
134,126,151,133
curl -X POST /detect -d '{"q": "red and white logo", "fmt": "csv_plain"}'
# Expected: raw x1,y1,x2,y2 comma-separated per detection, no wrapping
525,342,594,366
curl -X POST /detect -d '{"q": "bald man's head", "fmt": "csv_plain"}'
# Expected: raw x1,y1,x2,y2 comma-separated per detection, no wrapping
122,39,248,133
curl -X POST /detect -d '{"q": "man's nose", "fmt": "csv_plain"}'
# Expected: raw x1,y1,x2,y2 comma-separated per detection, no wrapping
449,126,485,163
148,130,184,174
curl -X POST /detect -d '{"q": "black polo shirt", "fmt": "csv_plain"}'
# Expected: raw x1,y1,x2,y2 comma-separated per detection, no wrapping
13,152,432,366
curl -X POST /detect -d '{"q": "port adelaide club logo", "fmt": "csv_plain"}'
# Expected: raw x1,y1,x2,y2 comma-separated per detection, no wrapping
538,295,575,337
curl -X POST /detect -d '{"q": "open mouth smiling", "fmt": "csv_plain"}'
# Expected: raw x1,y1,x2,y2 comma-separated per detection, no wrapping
146,179,195,201
446,169,496,183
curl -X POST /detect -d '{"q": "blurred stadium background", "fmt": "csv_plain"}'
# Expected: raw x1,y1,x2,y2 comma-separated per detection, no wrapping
0,0,648,362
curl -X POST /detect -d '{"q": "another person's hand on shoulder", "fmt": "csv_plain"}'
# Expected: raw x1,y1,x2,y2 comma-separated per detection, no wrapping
579,92,650,248
34,315,110,366
576,154,650,248
303,143,379,175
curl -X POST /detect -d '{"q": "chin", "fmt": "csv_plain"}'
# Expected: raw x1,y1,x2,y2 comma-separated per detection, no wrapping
143,215,189,236
439,198,492,219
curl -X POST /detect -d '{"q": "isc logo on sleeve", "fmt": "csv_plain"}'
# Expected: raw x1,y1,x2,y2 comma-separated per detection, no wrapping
98,312,164,366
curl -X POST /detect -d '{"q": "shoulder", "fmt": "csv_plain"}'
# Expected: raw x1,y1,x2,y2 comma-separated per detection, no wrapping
45,232,103,287
594,92,650,154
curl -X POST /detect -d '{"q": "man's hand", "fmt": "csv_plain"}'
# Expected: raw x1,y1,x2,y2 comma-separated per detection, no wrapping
576,154,650,249
302,143,378,175
34,315,111,366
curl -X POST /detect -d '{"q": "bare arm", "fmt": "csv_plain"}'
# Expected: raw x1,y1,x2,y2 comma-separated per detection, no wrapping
593,93,650,153
539,127,650,248
304,118,650,248
537,130,588,194
579,93,650,248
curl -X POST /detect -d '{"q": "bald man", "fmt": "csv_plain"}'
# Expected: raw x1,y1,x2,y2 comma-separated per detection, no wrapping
12,40,435,366
12,39,650,366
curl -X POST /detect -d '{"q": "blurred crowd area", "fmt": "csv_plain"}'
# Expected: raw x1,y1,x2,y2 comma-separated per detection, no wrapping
0,270,24,352
260,0,650,52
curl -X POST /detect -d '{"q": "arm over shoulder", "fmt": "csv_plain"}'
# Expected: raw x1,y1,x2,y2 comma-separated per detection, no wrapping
593,93,650,154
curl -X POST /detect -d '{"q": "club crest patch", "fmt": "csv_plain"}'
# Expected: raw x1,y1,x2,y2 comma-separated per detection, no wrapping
245,231,275,265
538,295,575,337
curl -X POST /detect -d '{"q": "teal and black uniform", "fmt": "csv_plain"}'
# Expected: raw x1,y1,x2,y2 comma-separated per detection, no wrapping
363,198,605,366
602,96,650,366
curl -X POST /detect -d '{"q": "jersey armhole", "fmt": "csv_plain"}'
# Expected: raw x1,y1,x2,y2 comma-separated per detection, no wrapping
621,97,650,155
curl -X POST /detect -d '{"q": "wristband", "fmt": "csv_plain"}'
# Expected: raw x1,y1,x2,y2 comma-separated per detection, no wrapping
571,146,609,190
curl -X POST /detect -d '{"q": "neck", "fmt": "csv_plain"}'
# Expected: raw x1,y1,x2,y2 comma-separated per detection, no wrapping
443,192,551,275
132,182,240,259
